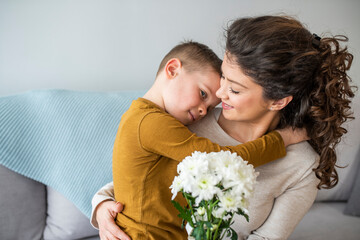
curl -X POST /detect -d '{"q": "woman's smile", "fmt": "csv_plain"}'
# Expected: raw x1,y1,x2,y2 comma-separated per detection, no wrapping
222,102,234,110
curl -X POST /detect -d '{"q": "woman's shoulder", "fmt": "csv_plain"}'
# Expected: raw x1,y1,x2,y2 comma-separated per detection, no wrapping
257,141,319,172
255,141,320,191
283,141,320,168
287,141,319,158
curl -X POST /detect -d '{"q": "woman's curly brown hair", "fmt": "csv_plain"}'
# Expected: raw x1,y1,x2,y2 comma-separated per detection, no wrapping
308,36,355,188
226,15,356,189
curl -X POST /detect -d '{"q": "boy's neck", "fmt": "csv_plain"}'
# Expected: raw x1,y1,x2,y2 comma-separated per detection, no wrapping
142,78,165,110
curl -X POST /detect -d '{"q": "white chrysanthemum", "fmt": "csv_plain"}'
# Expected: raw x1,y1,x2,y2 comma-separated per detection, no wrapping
171,150,258,227
177,151,209,177
229,163,258,199
191,173,221,205
210,151,245,184
212,207,225,219
208,151,239,172
212,207,232,221
170,175,183,200
218,190,242,212
207,151,258,201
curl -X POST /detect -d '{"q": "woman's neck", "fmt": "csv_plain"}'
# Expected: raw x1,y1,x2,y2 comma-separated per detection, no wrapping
217,110,280,143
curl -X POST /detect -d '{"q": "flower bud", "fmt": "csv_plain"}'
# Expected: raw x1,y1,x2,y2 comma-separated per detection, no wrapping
197,206,206,216
210,224,218,231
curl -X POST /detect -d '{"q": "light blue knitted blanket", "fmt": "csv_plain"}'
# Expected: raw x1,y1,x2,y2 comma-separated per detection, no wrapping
0,89,145,218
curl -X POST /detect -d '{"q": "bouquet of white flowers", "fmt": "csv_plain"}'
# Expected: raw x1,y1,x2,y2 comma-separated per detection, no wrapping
170,151,258,240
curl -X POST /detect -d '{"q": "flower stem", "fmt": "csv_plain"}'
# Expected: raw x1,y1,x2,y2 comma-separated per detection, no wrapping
219,213,235,239
183,192,196,226
213,212,226,239
204,201,211,240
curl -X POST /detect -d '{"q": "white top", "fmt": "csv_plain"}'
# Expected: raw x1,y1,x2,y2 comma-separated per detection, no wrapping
91,108,320,240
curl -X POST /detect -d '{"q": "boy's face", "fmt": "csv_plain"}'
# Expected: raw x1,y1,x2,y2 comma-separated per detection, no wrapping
163,68,221,125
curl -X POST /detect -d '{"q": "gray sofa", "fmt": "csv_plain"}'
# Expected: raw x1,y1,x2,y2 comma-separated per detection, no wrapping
1,90,359,240
1,164,359,240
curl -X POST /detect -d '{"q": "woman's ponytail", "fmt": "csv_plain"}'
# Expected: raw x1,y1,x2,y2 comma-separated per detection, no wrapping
308,35,355,189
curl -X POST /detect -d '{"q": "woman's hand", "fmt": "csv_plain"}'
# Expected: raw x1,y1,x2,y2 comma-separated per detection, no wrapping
96,200,131,240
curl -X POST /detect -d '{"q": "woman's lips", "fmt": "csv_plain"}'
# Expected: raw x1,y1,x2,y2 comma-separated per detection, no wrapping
222,102,234,110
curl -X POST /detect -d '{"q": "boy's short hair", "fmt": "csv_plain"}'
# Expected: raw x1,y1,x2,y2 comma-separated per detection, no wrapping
156,41,222,76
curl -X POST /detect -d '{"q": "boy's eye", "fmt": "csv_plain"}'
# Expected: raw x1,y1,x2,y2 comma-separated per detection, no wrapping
229,87,240,94
200,90,207,99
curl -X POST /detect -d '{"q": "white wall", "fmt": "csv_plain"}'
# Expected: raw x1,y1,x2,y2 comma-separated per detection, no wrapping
1,0,359,94
1,0,360,199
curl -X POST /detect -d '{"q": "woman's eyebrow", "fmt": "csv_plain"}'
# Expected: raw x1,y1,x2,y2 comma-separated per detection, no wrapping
227,78,248,89
221,66,248,89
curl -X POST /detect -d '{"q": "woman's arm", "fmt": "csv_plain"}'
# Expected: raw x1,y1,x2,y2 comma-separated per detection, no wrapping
91,182,130,240
91,182,115,228
247,165,319,240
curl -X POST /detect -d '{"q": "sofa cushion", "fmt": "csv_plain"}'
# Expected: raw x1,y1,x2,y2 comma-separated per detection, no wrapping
344,158,360,216
315,149,359,202
44,187,99,240
290,202,360,239
0,164,46,240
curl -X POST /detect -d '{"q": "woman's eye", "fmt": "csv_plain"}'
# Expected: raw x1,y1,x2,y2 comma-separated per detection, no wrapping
229,88,240,94
220,75,225,80
200,90,207,99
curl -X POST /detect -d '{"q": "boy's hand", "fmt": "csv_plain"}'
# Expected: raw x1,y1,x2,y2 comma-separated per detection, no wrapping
277,127,309,147
96,200,131,240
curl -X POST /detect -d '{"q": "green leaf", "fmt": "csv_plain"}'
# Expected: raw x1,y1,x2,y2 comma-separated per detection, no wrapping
229,227,238,240
181,219,186,229
236,208,249,222
203,221,212,229
191,221,212,240
171,200,192,223
192,224,206,240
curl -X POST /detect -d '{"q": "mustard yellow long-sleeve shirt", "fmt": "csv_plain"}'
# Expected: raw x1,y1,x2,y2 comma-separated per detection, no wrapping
113,98,286,240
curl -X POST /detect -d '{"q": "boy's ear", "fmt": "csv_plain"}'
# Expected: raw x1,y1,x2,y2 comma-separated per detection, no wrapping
164,58,182,79
269,95,293,111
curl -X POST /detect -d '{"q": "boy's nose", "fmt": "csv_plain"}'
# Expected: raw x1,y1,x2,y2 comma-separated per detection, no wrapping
198,104,207,116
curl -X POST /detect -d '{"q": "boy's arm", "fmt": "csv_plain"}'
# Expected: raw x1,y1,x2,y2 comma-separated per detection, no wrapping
230,131,285,167
139,113,307,168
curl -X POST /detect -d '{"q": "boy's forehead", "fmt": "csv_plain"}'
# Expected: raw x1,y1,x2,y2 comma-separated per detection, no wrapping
200,71,221,91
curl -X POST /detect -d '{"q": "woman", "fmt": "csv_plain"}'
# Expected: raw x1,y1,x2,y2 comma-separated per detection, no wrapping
91,15,355,240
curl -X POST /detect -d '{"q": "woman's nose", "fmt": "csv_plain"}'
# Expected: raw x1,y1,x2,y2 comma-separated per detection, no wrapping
216,84,227,99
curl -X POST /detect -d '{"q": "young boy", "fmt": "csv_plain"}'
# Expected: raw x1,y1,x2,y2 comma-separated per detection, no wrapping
112,41,300,239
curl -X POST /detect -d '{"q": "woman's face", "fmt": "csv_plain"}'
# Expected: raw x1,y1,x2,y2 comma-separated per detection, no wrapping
216,54,273,123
